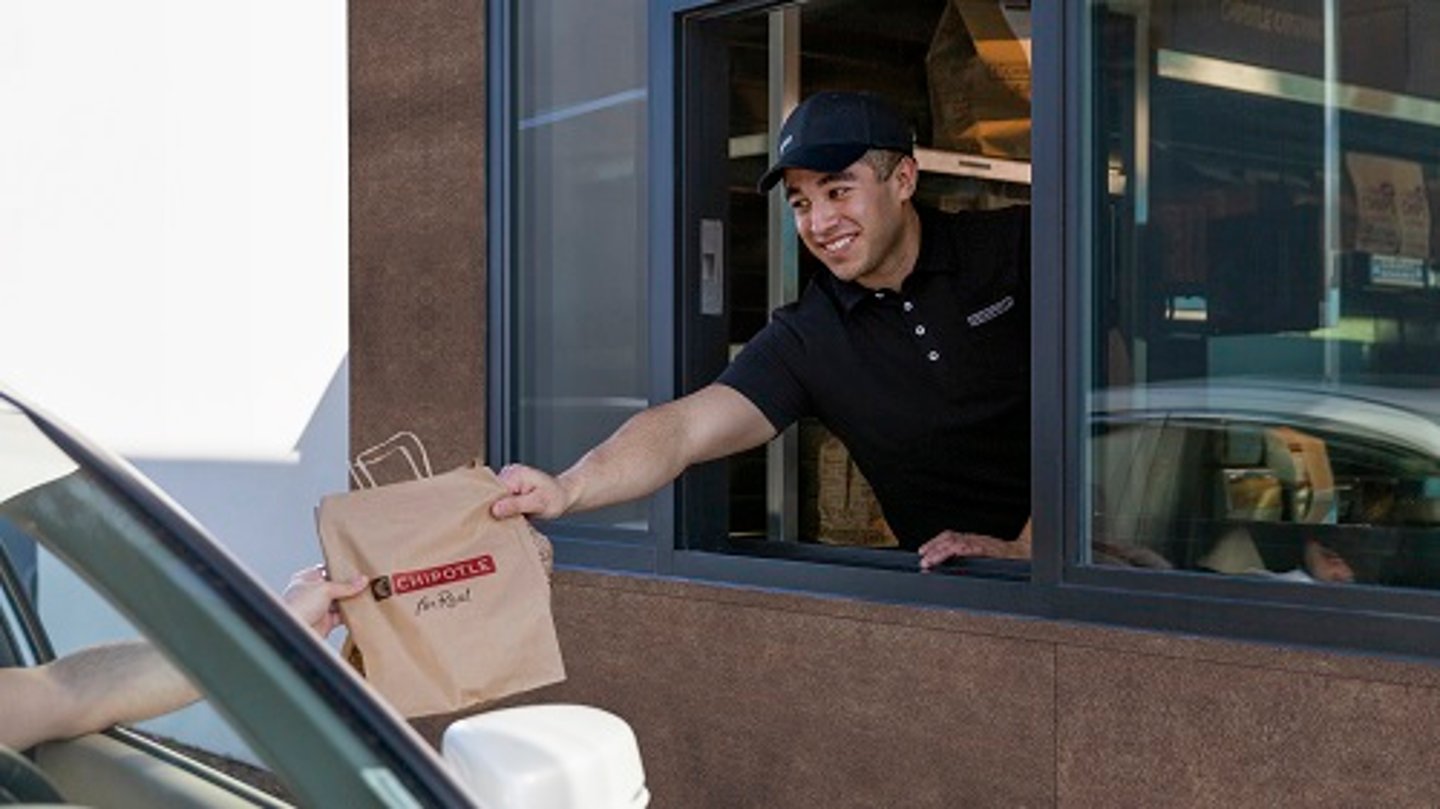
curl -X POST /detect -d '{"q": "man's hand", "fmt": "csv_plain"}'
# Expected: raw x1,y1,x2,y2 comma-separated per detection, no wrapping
918,520,1033,571
490,464,572,520
282,565,369,637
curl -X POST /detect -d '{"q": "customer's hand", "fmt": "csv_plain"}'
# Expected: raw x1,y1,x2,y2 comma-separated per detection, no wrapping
282,564,368,637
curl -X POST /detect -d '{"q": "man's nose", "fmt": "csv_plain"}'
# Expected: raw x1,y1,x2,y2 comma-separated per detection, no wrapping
808,199,840,232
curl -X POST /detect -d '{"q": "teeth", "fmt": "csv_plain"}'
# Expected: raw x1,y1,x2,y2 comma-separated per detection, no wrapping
824,235,855,253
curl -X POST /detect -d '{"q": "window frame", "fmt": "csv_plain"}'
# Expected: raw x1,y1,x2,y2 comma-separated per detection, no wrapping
487,0,1440,661
486,0,666,575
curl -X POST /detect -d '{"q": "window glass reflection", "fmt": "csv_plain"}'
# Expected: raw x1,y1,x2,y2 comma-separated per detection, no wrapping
513,0,649,530
1086,1,1440,589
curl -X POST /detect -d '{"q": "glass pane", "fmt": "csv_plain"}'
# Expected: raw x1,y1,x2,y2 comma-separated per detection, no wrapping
34,545,284,784
1085,2,1440,588
512,0,650,530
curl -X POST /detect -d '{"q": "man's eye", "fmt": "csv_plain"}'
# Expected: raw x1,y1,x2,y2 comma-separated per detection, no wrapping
829,187,851,200
789,199,809,212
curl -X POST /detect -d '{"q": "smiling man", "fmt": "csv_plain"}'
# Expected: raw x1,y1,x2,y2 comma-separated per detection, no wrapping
492,91,1032,569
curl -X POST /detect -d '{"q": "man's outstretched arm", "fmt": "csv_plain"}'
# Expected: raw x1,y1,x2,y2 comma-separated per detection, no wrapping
492,383,776,520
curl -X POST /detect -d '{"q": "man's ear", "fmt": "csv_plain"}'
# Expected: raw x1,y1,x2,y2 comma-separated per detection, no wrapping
893,155,919,201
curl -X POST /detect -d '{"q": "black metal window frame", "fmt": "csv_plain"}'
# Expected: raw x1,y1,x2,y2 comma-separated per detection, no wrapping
488,0,1440,661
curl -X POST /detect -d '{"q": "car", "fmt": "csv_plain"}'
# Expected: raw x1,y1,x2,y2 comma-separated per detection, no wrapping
1090,378,1440,587
0,387,648,808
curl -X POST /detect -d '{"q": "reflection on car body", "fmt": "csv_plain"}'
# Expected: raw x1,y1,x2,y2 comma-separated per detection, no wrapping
1091,379,1440,589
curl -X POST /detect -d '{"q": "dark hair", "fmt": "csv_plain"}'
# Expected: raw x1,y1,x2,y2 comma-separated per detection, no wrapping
860,149,906,181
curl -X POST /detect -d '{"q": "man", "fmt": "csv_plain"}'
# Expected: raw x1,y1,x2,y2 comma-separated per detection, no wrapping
493,91,1031,569
0,565,368,751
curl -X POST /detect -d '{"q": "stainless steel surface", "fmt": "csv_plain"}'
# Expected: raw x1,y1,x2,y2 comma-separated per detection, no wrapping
766,7,800,543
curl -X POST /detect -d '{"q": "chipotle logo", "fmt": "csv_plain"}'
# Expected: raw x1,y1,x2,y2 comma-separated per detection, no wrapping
370,555,496,601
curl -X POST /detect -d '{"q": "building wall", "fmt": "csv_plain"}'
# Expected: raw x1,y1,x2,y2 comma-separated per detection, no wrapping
349,0,489,473
402,568,1440,807
348,3,1440,806
514,571,1440,808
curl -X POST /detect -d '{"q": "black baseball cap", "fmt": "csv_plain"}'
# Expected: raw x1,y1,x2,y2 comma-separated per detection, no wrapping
757,91,914,193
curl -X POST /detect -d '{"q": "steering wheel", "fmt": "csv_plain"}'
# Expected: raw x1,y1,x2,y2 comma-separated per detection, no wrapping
0,746,64,804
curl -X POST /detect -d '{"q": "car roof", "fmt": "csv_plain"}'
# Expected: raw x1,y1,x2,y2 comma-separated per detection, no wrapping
1090,378,1440,459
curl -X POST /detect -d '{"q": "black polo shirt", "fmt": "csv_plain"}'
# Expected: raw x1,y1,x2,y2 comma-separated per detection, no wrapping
718,204,1030,549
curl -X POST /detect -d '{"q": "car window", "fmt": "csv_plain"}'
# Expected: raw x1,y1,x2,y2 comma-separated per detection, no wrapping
0,549,36,668
35,541,276,769
0,410,287,802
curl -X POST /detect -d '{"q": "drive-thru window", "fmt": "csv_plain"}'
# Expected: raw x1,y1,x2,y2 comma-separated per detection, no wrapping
490,0,1440,657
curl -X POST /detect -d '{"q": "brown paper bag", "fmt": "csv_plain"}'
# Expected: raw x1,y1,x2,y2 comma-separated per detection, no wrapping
1344,152,1431,260
317,461,565,718
799,422,897,548
926,0,1032,159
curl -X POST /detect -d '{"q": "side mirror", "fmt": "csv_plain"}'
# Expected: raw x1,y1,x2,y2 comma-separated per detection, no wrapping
442,704,649,809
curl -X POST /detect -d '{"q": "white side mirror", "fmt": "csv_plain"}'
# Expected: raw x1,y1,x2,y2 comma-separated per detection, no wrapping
442,704,649,809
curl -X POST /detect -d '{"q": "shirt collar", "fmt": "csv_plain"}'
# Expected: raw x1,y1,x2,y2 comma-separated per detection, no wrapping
820,271,872,313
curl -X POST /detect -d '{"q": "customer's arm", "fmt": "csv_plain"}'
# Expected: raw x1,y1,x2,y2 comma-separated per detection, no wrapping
0,569,367,750
0,640,193,751
492,383,776,520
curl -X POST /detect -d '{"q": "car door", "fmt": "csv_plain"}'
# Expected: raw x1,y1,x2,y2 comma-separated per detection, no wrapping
0,392,474,808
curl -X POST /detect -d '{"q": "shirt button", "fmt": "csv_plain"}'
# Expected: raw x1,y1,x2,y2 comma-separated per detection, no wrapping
927,350,940,362
914,324,927,337
903,301,914,312
874,291,885,299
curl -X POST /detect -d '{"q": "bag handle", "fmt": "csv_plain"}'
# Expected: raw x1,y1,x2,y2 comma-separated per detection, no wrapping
350,431,434,489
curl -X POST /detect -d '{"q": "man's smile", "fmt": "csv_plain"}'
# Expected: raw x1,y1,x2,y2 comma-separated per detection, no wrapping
820,233,857,254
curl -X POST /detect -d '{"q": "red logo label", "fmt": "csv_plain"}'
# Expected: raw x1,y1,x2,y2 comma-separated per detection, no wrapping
371,555,495,601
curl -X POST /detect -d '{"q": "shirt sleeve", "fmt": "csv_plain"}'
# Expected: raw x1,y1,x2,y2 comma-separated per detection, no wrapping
716,315,813,433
